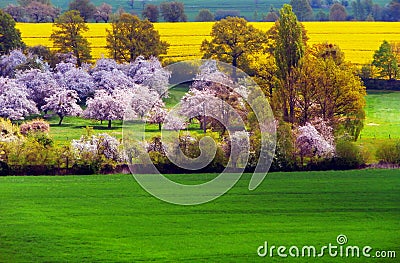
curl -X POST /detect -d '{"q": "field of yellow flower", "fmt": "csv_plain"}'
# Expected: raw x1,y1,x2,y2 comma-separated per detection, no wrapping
16,22,400,65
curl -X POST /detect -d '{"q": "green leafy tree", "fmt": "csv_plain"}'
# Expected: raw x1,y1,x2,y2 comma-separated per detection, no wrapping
273,4,305,124
290,0,313,21
106,13,169,63
195,9,214,22
142,4,159,22
50,10,92,66
160,1,187,22
0,10,25,54
200,17,267,78
373,40,399,80
69,0,96,22
329,3,348,21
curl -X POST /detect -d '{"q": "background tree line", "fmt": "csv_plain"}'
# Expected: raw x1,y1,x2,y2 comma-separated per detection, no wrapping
2,0,400,22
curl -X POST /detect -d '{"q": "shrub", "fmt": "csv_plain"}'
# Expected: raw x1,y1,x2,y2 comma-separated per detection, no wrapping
0,118,21,142
376,141,400,164
19,119,50,136
334,140,365,169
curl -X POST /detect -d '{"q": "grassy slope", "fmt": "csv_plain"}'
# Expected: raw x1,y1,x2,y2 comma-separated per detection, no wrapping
0,169,399,262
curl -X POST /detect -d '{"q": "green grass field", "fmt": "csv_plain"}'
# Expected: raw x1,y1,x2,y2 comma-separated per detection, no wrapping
0,170,398,262
357,90,400,162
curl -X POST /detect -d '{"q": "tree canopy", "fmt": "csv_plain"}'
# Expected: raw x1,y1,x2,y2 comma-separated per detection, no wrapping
50,10,92,66
106,13,169,63
0,10,25,54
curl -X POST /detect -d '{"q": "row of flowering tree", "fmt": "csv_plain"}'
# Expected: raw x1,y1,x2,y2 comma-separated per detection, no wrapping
0,50,170,128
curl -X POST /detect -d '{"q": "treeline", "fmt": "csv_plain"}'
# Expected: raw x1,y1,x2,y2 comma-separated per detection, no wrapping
2,0,400,22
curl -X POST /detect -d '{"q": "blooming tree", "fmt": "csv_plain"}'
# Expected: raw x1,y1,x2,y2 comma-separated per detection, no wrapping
83,89,127,129
163,113,187,131
0,77,38,120
0,49,27,77
179,88,220,133
42,89,82,125
71,133,122,162
296,122,335,161
91,68,134,92
128,86,162,119
55,66,95,100
148,100,167,131
16,69,61,109
127,56,171,98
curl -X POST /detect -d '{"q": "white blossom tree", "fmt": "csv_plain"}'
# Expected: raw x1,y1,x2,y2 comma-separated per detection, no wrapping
179,88,220,133
0,50,27,77
83,89,127,129
128,86,162,119
55,64,95,100
0,77,38,120
72,133,122,162
163,113,187,131
91,68,134,92
127,56,171,98
42,89,82,125
296,122,335,162
148,100,167,131
16,69,61,109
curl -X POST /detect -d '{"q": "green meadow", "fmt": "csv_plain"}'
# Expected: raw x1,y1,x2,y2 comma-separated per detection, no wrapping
0,170,399,262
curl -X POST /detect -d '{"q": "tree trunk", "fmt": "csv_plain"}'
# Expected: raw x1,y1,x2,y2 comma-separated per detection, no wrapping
159,122,162,131
108,120,112,129
58,115,64,126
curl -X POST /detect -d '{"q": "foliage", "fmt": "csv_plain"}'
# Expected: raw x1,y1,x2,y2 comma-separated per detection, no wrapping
372,40,399,80
0,117,21,142
55,65,95,99
68,0,96,22
0,49,27,77
273,4,305,124
195,9,214,22
201,17,267,76
51,10,92,66
20,119,50,136
290,0,313,21
142,4,159,22
330,3,348,21
334,139,365,168
0,10,25,54
94,3,112,23
106,13,169,63
376,140,400,164
160,1,187,22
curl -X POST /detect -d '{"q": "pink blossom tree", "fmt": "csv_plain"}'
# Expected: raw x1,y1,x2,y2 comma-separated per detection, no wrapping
42,89,82,125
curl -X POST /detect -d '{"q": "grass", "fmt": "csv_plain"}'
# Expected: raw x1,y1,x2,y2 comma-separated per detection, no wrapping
0,169,398,262
356,90,400,162
16,22,400,65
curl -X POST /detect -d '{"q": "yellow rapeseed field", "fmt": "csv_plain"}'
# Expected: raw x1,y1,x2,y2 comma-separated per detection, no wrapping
16,22,400,65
